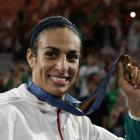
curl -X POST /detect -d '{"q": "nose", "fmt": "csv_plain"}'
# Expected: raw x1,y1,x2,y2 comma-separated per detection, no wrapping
55,55,69,73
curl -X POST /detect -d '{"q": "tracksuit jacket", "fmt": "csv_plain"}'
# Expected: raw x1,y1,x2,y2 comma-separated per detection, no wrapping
0,84,139,140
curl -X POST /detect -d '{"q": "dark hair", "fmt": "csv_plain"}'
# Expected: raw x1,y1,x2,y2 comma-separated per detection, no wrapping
28,16,81,54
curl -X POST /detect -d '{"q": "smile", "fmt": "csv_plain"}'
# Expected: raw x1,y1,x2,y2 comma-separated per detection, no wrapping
49,75,69,81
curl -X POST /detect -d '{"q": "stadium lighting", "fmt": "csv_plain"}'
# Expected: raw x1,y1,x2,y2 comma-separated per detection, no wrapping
130,12,136,18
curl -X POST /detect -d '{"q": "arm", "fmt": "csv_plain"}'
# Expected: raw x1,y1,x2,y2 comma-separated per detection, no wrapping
118,62,140,117
118,62,140,140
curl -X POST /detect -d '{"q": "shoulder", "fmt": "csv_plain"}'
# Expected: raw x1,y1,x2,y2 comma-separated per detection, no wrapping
0,84,34,104
0,87,19,106
0,84,36,116
0,84,27,98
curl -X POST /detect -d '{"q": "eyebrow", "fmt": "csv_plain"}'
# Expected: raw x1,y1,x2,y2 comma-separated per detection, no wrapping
42,46,80,54
42,46,60,52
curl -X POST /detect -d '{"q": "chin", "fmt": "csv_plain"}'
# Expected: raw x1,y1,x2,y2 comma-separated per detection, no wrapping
46,88,67,97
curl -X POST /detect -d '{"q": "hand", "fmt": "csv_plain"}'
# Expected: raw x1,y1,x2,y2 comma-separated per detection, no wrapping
118,62,140,117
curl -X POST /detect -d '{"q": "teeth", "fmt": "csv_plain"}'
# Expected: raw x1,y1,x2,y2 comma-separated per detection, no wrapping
50,76,66,81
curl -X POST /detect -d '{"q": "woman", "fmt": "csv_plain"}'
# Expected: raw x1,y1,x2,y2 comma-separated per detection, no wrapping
0,16,140,140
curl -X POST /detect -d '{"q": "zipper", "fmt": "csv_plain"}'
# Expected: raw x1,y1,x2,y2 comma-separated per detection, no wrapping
57,109,64,140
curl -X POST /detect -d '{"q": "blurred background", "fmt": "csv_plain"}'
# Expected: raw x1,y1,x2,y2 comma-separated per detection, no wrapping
0,0,140,137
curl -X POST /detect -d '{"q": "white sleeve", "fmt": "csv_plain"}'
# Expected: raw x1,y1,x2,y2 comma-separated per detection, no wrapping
128,111,140,121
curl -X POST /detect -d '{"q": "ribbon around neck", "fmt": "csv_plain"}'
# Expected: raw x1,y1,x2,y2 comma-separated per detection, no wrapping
27,55,122,116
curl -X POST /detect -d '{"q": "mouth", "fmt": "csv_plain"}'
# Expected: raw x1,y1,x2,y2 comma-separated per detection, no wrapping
48,75,70,85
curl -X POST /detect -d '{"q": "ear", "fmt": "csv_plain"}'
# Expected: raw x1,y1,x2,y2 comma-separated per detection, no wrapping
26,49,35,69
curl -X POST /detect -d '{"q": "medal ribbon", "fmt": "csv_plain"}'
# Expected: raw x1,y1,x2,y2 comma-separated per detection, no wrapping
27,56,121,116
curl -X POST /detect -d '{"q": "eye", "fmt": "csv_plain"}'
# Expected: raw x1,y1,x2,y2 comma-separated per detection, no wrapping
44,51,58,59
67,52,80,63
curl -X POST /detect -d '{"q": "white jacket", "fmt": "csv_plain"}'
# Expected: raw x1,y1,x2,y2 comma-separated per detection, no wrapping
0,84,123,140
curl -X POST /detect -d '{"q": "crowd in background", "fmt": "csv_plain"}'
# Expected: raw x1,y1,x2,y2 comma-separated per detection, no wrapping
0,0,140,137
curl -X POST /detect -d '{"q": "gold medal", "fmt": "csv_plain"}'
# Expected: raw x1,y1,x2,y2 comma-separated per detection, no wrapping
119,55,133,83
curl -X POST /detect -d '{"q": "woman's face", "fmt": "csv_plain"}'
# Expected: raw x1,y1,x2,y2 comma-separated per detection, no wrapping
27,27,81,97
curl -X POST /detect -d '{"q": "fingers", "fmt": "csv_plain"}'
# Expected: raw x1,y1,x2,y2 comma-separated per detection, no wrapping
118,62,124,81
131,66,138,85
122,64,140,89
132,66,140,88
118,62,132,95
136,70,140,88
118,62,128,90
118,62,140,100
